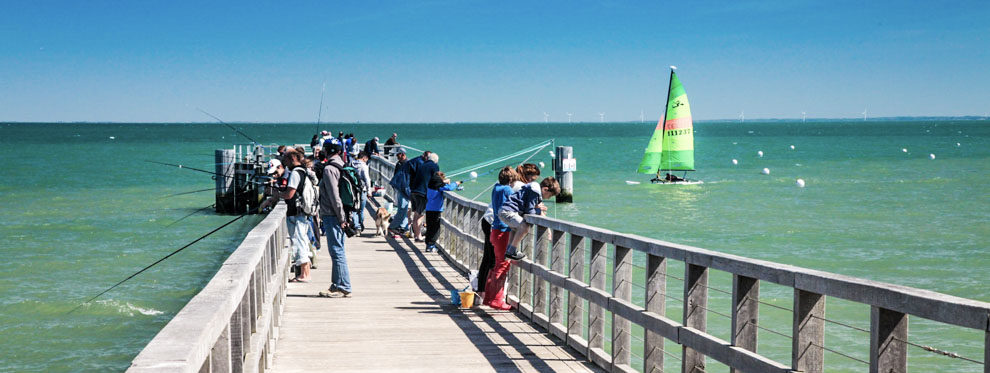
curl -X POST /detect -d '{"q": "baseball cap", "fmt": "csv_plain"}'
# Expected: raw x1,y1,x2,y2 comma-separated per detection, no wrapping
266,159,282,174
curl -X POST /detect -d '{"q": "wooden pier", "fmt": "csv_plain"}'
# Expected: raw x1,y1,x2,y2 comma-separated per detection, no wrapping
129,155,990,373
269,214,599,372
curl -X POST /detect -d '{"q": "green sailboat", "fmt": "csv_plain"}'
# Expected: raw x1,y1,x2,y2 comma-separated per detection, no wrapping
637,66,701,184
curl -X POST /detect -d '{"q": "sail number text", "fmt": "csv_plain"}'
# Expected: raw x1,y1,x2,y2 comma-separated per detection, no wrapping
666,128,692,136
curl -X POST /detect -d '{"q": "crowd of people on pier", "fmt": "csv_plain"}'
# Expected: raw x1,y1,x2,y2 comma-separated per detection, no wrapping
262,129,561,311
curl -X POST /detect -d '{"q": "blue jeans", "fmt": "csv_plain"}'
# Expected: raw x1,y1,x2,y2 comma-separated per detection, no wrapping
388,192,410,231
321,214,351,292
351,194,368,230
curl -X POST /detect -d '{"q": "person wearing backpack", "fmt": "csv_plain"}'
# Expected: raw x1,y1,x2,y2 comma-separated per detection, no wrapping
318,143,353,297
282,150,316,283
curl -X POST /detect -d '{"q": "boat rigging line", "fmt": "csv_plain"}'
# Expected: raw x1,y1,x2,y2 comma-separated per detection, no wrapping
67,207,260,315
196,107,259,144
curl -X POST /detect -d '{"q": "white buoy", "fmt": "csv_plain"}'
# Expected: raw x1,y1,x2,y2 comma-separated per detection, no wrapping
109,136,115,140
757,150,764,157
956,143,961,147
539,161,545,168
469,171,478,179
761,168,770,175
796,179,806,188
929,154,935,160
549,150,555,158
789,145,795,150
731,159,738,165
902,148,907,153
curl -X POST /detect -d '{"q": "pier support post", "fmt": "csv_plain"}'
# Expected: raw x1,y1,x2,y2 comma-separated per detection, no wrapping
215,149,235,213
533,225,550,327
870,307,908,373
554,146,574,203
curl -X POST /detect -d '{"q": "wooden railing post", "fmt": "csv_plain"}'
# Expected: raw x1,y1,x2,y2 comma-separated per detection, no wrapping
870,307,907,373
984,326,989,373
613,245,633,371
792,289,825,373
533,225,550,327
644,254,667,373
588,239,608,365
549,229,566,339
682,264,708,373
567,234,586,351
518,228,535,317
731,275,759,373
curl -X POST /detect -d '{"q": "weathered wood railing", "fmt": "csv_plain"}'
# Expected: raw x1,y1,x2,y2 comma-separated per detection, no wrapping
369,156,990,373
128,203,290,373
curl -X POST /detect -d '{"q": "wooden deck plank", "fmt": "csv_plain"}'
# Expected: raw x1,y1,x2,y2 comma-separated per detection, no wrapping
271,202,601,372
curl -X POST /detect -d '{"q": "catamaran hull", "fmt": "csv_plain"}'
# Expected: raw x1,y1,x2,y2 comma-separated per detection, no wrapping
650,180,704,185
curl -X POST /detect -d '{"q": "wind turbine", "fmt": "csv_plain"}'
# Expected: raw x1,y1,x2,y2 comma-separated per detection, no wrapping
598,112,605,123
862,108,868,121
640,109,645,124
567,112,573,123
543,112,550,123
738,111,745,123
801,111,807,122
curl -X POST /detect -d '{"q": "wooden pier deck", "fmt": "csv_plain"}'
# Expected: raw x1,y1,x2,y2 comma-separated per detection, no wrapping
270,201,600,372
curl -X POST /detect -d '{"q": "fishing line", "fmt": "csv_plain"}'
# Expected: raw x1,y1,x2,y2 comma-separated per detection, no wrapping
164,203,216,228
446,139,553,178
400,144,425,154
68,208,257,315
160,188,215,199
469,143,553,201
196,107,259,143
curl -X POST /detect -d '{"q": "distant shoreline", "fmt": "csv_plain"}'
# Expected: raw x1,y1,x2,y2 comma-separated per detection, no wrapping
2,116,988,125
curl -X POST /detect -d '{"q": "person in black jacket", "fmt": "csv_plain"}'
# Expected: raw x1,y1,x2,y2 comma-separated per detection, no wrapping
409,152,438,242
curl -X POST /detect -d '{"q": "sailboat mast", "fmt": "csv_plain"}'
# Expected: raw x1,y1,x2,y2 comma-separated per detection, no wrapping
657,68,675,177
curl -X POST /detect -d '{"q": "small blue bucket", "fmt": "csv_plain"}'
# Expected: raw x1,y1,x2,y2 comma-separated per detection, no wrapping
450,290,461,305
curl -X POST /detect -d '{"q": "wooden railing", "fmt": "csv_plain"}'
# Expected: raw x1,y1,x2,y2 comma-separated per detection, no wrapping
128,203,290,373
369,156,990,373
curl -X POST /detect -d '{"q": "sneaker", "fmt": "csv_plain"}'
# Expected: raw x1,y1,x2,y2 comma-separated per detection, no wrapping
318,287,352,298
504,245,526,261
424,244,434,253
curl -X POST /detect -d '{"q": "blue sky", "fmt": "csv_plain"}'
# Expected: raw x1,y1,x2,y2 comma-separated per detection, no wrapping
2,1,988,122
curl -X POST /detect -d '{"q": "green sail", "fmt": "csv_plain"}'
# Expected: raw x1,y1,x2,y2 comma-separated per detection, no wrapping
637,70,694,174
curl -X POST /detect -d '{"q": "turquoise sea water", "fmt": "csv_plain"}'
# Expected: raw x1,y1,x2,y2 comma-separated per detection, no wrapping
0,120,987,371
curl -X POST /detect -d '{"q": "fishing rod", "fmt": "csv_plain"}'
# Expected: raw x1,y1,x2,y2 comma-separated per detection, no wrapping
146,160,271,186
165,203,216,228
68,207,258,315
316,82,326,135
196,107,259,143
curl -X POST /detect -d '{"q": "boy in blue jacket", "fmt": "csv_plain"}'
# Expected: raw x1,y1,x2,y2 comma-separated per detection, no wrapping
497,177,560,260
424,171,461,252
